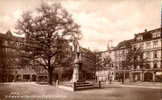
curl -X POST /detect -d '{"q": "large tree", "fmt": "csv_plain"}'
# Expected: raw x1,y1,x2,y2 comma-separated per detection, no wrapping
15,3,81,85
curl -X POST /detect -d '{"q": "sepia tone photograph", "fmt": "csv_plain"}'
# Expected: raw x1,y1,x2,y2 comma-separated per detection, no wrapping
0,0,161,100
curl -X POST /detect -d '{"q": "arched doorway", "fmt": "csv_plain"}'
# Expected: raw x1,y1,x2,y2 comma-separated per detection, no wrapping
144,72,153,82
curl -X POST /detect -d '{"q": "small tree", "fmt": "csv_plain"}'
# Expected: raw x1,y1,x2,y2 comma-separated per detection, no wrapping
120,41,148,83
102,56,112,69
122,42,148,70
95,52,112,70
15,3,81,85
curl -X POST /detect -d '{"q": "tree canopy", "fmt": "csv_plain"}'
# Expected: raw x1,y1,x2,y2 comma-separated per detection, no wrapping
15,2,82,84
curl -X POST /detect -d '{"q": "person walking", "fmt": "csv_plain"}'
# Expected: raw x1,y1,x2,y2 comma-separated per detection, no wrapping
109,74,112,84
56,80,59,87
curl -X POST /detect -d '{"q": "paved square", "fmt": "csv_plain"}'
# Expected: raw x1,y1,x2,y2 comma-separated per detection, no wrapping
0,82,161,100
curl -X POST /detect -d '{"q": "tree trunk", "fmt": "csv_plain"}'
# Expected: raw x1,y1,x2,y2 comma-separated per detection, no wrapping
48,68,53,85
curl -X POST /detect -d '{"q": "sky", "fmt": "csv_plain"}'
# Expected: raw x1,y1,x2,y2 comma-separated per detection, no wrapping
0,0,161,51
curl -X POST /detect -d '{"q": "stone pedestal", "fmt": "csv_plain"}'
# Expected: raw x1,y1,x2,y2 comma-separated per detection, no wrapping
72,64,79,82
71,51,83,82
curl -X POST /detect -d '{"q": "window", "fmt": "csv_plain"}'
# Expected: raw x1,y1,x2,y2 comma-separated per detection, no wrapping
140,53,143,59
4,40,8,46
153,63,158,69
153,40,158,48
152,32,160,38
15,41,22,48
145,64,150,69
133,45,137,50
136,35,143,41
140,43,144,49
146,51,151,59
153,51,158,58
146,42,151,49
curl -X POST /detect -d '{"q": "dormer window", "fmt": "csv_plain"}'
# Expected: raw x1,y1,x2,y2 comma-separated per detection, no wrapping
136,35,143,41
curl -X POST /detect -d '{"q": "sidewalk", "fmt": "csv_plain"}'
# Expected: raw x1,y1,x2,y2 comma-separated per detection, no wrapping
103,81,162,89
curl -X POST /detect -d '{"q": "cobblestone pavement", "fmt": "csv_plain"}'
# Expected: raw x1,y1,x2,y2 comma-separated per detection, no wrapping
0,82,161,100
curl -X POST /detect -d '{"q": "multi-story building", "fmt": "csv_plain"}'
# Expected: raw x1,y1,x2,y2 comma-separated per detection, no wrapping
0,30,77,82
95,49,116,82
98,27,162,82
112,39,135,82
0,31,32,82
131,28,162,82
0,31,47,82
95,51,110,82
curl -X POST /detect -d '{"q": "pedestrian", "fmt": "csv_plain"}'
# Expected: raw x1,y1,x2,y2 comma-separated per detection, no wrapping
109,75,112,84
98,80,101,88
122,74,124,84
56,80,59,87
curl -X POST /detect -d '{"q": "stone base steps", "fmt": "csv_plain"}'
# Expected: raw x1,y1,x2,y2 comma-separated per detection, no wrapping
58,81,99,91
58,85,74,91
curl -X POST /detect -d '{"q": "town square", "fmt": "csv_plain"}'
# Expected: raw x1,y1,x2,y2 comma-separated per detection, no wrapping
0,0,161,100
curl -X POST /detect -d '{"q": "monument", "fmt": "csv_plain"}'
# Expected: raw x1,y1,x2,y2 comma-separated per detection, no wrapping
58,38,98,91
71,38,83,82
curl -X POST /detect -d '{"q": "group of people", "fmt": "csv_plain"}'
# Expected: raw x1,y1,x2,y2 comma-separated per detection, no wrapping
108,73,125,84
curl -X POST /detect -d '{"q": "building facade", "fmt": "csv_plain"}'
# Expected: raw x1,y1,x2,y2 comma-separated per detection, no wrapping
0,31,76,82
0,31,47,82
95,50,115,82
97,28,162,82
131,28,162,82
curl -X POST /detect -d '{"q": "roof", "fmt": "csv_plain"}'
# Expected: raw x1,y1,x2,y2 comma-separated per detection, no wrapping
0,31,24,42
135,27,161,36
114,39,134,50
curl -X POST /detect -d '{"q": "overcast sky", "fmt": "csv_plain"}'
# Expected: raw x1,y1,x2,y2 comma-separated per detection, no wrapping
0,0,160,51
